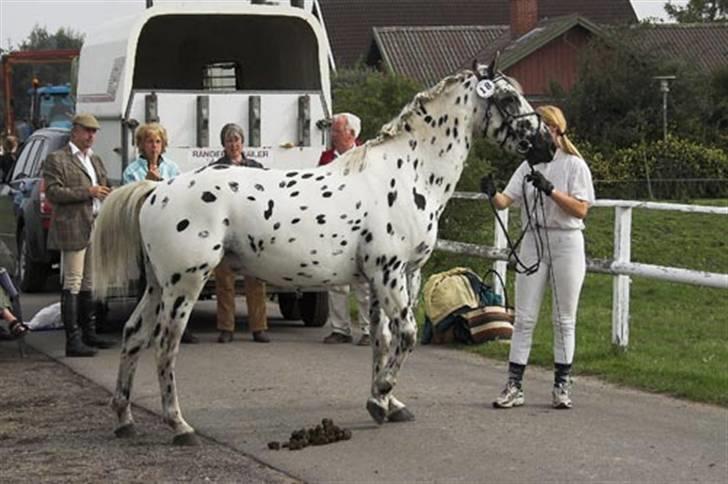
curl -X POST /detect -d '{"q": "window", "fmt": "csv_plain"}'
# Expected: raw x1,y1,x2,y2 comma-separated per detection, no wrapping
202,62,240,91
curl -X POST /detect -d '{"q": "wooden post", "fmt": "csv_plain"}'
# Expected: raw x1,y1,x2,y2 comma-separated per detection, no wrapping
612,206,632,348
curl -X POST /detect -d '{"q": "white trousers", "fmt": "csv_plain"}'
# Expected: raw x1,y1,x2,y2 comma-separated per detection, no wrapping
509,229,586,366
328,280,371,337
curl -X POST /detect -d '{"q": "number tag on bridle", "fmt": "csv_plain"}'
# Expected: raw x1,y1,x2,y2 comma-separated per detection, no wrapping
476,79,495,99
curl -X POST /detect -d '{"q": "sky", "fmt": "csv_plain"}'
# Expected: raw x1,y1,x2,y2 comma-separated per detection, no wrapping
0,0,689,50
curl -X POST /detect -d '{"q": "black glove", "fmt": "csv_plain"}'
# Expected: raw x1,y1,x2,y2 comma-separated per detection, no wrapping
526,170,554,196
479,174,497,197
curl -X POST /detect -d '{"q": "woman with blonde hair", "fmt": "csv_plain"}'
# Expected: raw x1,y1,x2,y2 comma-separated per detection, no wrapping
122,123,180,184
480,105,595,410
121,123,198,343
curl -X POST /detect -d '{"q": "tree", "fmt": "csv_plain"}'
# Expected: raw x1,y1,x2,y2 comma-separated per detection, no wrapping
664,0,728,22
562,27,723,154
332,66,422,141
1,25,84,132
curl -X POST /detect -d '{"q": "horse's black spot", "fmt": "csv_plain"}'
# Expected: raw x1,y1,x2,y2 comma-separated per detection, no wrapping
365,233,373,243
431,136,436,144
464,94,469,104
291,218,301,224
355,201,362,210
153,323,161,338
171,273,181,285
409,139,417,151
228,181,239,192
429,174,435,185
445,183,451,193
404,123,412,132
340,240,348,246
338,184,346,191
198,230,209,238
150,194,156,205
264,200,274,220
290,191,300,197
387,223,393,234
213,244,222,250
285,171,298,177
247,196,256,201
322,191,332,198
424,115,433,124
316,214,326,225
455,96,461,105
194,166,206,174
223,218,230,226
397,158,403,169
273,222,281,230
302,173,314,179
453,127,459,139
171,296,185,319
254,184,264,191
446,127,451,137
388,191,398,207
414,159,419,169
176,219,189,232
287,180,297,188
162,196,169,207
202,191,217,203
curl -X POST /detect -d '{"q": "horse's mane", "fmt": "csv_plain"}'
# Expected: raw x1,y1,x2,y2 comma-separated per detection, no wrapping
338,69,474,174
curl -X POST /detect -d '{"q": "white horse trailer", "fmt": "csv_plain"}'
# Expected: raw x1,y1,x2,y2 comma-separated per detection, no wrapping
76,1,334,182
76,1,335,326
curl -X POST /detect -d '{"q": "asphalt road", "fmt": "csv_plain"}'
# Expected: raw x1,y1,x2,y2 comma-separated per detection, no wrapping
14,290,728,483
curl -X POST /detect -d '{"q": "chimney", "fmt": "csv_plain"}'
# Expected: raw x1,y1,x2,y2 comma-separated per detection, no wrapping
510,0,539,39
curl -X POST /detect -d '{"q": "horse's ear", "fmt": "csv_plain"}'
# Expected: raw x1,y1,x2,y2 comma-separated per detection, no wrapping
472,59,482,79
487,51,501,78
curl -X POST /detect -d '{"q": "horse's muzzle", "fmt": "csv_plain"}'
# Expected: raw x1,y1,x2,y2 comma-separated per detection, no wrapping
525,133,556,166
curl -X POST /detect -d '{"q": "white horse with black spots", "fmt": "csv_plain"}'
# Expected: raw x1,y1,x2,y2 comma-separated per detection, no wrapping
92,61,553,445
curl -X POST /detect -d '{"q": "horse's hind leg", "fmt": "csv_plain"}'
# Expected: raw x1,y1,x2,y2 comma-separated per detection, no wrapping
112,281,161,438
154,277,206,446
367,268,420,424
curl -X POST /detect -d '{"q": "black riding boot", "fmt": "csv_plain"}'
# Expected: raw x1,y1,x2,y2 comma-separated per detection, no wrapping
78,291,115,349
62,290,97,357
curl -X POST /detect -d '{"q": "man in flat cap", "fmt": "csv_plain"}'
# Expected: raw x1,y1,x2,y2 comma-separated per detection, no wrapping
43,112,114,357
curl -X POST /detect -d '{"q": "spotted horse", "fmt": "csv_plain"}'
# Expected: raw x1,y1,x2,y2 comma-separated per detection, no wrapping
92,60,553,445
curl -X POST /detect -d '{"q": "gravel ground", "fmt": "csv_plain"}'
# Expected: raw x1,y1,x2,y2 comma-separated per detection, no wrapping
0,342,300,484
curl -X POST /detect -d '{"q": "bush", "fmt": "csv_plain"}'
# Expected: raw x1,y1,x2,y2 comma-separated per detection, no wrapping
589,136,728,199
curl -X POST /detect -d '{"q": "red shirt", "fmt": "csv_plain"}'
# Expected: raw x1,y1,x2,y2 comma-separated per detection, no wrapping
317,140,362,167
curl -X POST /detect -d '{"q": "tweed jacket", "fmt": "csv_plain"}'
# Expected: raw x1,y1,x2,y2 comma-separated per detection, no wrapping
43,145,109,251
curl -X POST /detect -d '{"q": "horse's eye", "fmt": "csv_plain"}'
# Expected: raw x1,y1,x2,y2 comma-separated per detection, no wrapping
501,95,520,114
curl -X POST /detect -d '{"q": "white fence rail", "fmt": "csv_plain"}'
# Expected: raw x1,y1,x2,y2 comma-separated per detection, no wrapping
436,193,728,348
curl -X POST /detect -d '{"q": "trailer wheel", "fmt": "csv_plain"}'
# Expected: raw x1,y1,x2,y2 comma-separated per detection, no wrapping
278,293,301,320
300,291,329,327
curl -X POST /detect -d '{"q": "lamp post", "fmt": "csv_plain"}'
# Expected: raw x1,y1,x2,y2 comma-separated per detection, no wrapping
653,75,676,141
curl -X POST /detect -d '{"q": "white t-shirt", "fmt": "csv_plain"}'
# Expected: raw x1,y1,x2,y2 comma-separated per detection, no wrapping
69,142,100,214
503,149,595,231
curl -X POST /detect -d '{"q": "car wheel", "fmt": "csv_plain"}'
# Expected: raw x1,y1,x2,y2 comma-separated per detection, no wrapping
278,293,301,320
16,228,49,292
300,291,329,327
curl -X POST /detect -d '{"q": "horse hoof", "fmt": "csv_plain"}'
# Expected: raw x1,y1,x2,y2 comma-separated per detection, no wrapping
172,432,200,446
114,424,136,438
388,407,415,423
366,400,387,425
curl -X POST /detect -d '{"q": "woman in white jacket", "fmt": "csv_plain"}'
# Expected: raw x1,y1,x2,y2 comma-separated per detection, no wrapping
480,105,595,409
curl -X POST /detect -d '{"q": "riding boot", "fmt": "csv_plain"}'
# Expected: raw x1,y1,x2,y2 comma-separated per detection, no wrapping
62,290,97,357
78,290,115,349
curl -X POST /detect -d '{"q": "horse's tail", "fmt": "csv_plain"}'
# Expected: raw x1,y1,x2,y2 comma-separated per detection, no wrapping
92,180,157,300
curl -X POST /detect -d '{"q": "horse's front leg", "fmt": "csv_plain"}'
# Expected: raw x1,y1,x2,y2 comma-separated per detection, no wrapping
367,268,419,424
155,283,204,446
112,281,160,438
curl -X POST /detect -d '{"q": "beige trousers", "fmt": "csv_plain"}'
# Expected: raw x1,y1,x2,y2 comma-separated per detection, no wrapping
61,246,93,294
214,264,268,333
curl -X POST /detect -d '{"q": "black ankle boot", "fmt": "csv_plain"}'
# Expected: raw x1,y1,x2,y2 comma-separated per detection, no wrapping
78,291,115,349
62,290,97,357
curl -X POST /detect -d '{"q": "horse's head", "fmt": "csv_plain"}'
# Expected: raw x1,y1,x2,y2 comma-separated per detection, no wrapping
472,57,554,165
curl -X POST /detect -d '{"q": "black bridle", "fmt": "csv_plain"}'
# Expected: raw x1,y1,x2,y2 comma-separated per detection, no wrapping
477,73,546,157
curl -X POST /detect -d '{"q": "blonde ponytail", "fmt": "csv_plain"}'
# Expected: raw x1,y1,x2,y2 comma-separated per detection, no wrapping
536,105,583,159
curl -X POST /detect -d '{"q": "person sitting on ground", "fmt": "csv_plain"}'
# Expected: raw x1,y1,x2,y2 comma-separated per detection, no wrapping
121,122,198,344
0,272,29,340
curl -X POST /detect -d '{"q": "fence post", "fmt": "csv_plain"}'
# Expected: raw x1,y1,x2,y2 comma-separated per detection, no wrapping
492,208,509,301
612,206,632,348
